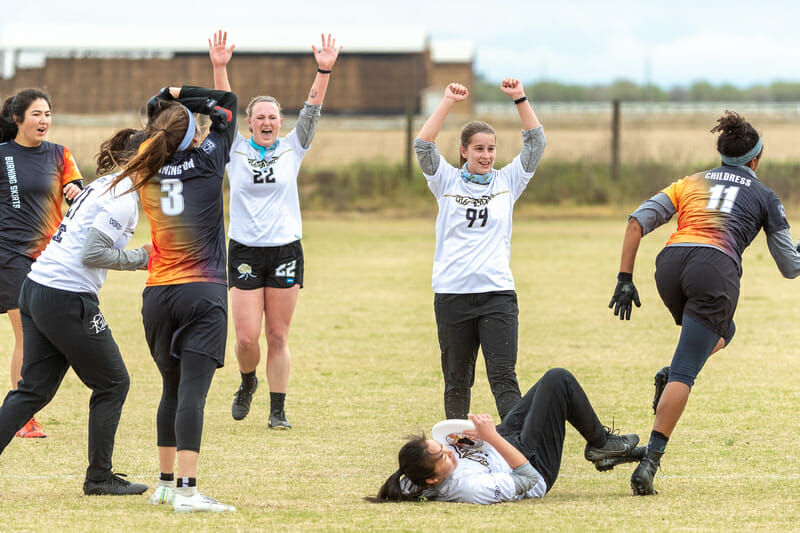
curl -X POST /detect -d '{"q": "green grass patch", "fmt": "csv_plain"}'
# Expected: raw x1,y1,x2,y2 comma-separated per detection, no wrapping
0,216,798,531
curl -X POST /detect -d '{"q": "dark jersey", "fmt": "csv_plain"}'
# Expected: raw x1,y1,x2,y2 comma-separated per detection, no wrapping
139,87,237,286
0,140,83,258
662,165,788,271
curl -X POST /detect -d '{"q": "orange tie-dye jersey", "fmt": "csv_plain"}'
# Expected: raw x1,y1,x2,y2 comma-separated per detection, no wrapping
661,166,788,270
0,140,83,258
140,131,229,287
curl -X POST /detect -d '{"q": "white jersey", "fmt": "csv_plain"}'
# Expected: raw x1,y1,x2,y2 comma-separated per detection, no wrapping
425,155,534,293
227,130,309,247
28,175,139,294
424,435,547,504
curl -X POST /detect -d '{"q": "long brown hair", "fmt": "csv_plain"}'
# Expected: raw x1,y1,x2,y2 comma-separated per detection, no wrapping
459,121,496,167
95,128,147,176
111,103,190,193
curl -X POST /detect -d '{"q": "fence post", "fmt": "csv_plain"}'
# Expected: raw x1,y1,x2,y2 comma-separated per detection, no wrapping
406,98,415,181
611,99,621,181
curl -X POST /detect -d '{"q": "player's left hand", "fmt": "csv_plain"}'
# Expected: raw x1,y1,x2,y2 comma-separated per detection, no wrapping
313,33,342,71
500,77,525,100
609,272,641,320
63,182,81,201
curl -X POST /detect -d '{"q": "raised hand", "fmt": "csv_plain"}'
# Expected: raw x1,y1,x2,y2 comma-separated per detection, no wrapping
500,77,525,100
444,83,469,103
313,33,342,71
208,30,235,68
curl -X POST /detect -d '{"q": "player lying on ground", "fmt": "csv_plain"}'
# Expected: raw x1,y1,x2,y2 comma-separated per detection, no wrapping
370,368,641,504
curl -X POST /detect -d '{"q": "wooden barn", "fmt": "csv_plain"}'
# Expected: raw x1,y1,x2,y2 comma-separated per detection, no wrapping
0,26,474,115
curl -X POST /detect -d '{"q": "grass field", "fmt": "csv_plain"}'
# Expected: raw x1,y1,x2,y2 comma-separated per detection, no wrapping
50,110,800,176
0,214,798,531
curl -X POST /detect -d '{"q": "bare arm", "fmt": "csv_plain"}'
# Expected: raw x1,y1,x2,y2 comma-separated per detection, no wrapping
307,33,342,106
619,217,643,274
499,78,540,130
417,83,468,142
465,414,527,469
208,29,235,92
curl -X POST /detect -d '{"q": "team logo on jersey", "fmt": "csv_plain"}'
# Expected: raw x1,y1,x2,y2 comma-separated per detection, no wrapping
237,263,256,280
201,138,216,154
444,191,508,207
449,437,490,467
89,311,108,334
108,217,123,230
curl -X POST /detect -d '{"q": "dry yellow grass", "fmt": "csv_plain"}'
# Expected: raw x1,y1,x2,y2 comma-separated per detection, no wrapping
49,110,800,178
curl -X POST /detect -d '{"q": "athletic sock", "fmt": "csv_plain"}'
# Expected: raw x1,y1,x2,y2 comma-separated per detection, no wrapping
175,477,197,497
270,392,286,413
241,370,257,390
648,430,669,453
158,472,175,487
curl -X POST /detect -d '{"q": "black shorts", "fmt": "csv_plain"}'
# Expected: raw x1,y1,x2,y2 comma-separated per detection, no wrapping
654,245,740,338
141,282,228,370
228,239,304,290
0,249,34,313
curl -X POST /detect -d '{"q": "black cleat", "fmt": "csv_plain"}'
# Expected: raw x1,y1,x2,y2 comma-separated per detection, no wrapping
631,448,663,495
83,472,148,496
268,410,291,430
584,427,639,462
594,445,647,472
232,377,258,421
653,367,670,415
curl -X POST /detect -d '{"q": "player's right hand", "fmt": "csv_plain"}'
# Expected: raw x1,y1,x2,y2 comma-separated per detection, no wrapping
609,272,641,320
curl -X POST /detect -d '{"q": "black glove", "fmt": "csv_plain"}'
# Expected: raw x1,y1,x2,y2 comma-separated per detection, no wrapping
146,87,174,120
608,272,641,320
203,98,233,130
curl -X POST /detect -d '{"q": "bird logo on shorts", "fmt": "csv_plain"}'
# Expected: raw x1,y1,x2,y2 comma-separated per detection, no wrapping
89,312,108,334
237,263,256,280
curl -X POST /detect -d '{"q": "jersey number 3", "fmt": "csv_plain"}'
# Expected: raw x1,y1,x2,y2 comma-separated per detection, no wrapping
161,179,185,216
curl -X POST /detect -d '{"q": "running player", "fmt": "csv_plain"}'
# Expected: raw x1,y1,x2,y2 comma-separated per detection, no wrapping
0,128,150,495
113,86,237,512
0,89,83,439
208,30,341,429
414,80,546,421
609,110,800,495
371,368,640,503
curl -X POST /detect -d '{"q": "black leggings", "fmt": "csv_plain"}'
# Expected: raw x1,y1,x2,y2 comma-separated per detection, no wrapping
434,291,521,420
156,351,217,452
496,368,608,492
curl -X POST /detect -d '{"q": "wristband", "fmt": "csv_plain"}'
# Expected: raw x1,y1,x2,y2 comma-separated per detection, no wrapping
617,272,633,282
513,96,527,104
317,68,332,74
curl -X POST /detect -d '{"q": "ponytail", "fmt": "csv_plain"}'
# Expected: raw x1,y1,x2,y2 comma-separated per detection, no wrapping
711,110,762,163
365,434,437,503
111,102,189,193
95,128,147,176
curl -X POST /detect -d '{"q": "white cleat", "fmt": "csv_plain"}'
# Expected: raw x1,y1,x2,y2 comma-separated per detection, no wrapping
173,491,236,513
149,485,174,505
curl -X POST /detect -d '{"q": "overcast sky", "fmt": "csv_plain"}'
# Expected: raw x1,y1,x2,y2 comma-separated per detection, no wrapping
3,0,800,88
